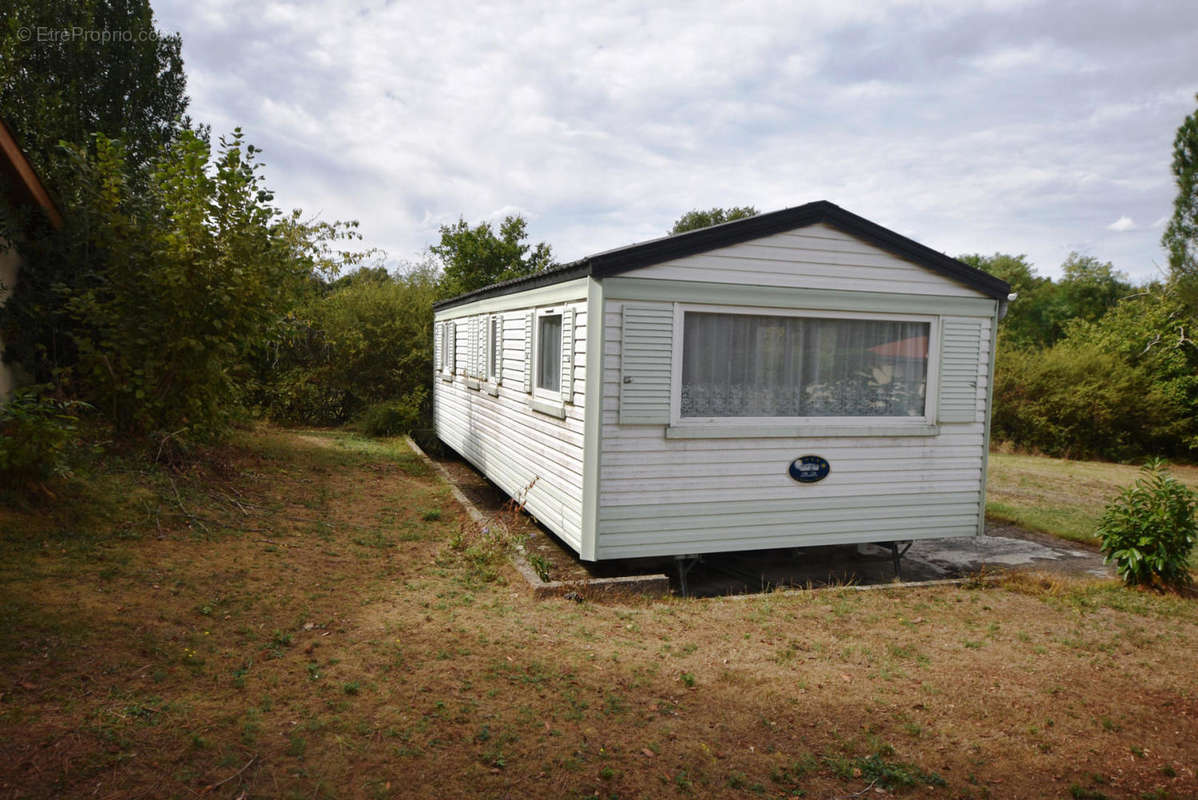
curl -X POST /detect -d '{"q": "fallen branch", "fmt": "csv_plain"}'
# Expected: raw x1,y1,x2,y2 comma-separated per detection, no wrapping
168,476,210,535
202,755,257,794
826,778,878,800
154,428,188,464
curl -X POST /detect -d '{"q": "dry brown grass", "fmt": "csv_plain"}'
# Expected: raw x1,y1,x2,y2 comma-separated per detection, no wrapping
1,428,1196,799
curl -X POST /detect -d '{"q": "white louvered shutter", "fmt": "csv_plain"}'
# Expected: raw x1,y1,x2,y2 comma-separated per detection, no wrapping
560,308,574,403
470,316,479,377
619,304,673,424
523,311,534,392
447,321,456,373
938,317,984,423
434,322,442,371
493,315,504,384
474,316,483,378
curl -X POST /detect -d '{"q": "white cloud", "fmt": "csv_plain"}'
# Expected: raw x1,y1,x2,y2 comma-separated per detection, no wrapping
1107,216,1137,232
154,0,1198,283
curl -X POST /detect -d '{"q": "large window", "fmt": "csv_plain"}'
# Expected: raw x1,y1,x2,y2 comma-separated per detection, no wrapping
536,312,562,394
680,311,930,419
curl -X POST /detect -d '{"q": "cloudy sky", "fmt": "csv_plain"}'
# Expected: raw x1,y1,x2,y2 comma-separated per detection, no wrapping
155,0,1198,283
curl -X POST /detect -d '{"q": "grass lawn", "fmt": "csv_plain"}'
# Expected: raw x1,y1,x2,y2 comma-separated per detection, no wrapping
987,453,1198,551
2,427,1197,799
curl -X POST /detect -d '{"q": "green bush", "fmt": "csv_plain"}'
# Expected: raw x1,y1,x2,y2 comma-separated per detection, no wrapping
354,390,427,437
258,266,436,427
0,386,87,485
1,130,365,446
1097,459,1196,589
992,339,1188,461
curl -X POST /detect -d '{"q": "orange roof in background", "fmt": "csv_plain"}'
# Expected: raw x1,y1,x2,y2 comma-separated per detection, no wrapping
0,116,62,229
869,335,928,359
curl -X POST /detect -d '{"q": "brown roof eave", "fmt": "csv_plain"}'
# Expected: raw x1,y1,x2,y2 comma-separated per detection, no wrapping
0,116,63,230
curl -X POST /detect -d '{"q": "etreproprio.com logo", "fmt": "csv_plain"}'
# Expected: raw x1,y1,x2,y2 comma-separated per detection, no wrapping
17,26,161,44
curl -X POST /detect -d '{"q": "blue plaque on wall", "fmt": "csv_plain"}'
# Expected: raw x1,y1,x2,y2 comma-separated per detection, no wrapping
789,455,830,483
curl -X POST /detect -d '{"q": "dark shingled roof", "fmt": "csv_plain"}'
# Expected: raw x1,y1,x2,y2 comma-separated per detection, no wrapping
433,200,1011,310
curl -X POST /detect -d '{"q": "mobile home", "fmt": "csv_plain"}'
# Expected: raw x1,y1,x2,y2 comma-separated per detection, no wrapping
432,201,1011,562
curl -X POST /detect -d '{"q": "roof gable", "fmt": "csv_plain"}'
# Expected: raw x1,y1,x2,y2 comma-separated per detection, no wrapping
433,201,1010,310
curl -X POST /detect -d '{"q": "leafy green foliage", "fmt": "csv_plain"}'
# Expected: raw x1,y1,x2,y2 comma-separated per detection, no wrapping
1064,286,1198,453
56,130,323,440
974,248,1195,458
1098,460,1196,589
257,265,437,428
354,393,428,438
0,386,87,486
0,0,189,185
991,339,1189,461
1,129,361,446
669,206,758,235
961,252,1132,349
1057,253,1133,329
1163,94,1198,311
430,216,553,299
961,253,1051,348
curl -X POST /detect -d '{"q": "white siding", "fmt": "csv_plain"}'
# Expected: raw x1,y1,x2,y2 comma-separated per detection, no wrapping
632,223,982,297
595,298,994,560
434,299,589,551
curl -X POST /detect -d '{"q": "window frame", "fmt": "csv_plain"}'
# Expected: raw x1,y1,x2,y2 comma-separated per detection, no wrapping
668,303,941,429
486,314,501,383
439,320,454,382
532,306,565,404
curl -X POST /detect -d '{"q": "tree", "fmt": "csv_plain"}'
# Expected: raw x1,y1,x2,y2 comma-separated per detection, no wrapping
670,206,758,234
1054,252,1132,330
1163,95,1198,310
1063,285,1198,453
257,263,439,428
0,0,189,185
959,253,1054,348
960,252,1131,349
0,129,365,442
430,216,554,299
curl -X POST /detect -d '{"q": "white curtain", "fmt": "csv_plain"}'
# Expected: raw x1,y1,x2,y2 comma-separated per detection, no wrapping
681,312,929,418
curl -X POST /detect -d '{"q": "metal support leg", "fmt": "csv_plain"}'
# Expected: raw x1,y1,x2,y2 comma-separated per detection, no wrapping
674,555,700,598
887,541,913,579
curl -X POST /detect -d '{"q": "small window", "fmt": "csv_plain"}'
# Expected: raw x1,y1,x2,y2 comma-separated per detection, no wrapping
536,313,562,393
487,316,501,381
680,311,930,419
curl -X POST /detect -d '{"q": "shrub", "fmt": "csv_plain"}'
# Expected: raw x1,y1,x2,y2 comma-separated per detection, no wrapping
992,339,1188,460
1097,459,1196,589
0,386,87,486
354,390,427,437
258,266,436,428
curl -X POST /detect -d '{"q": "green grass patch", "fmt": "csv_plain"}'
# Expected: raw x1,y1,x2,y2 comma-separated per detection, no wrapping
987,453,1198,567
